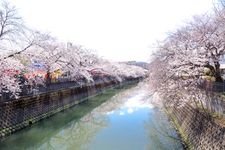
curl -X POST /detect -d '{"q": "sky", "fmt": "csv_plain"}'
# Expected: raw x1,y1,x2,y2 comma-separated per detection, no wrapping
8,0,214,62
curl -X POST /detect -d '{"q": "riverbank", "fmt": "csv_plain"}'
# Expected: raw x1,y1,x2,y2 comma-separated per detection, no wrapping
0,77,141,141
147,84,225,149
153,89,225,150
165,103,225,150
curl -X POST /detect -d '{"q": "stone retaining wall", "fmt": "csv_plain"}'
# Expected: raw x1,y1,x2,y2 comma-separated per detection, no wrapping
0,78,139,140
167,104,225,150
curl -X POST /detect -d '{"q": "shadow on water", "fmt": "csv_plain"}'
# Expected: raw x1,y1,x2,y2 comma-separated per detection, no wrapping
144,108,184,150
0,84,136,150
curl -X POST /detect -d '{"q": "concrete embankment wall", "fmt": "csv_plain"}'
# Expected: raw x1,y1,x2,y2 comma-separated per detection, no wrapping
167,104,225,150
0,78,140,140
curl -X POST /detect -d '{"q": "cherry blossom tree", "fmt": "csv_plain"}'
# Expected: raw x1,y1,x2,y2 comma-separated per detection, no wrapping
0,57,24,98
0,1,25,51
149,5,225,108
0,1,148,100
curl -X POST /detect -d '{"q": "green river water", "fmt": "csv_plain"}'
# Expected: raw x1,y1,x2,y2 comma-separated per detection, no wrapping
0,84,184,150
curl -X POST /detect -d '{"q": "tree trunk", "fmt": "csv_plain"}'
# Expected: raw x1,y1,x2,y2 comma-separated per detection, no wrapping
214,61,223,82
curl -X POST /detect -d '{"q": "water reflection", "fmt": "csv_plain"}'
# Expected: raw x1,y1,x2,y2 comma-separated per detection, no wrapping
145,108,184,150
0,84,183,150
0,87,123,150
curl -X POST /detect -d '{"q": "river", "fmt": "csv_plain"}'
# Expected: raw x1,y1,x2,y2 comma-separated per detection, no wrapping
0,83,184,150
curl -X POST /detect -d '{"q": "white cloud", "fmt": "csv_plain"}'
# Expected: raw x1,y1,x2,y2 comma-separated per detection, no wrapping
124,93,154,109
106,111,114,115
127,108,134,114
119,112,125,116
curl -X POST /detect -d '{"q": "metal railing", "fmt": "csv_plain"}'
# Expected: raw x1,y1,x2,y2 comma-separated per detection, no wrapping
0,76,119,102
0,75,143,102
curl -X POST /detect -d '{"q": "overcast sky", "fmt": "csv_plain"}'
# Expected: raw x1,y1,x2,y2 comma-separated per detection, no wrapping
8,0,213,62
